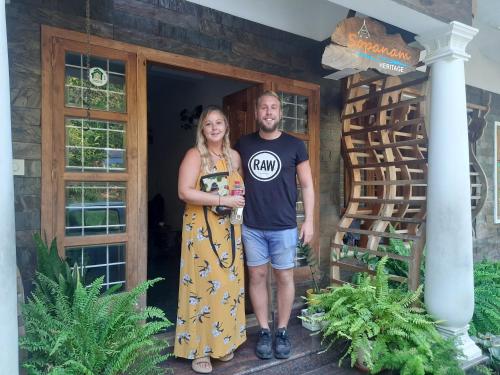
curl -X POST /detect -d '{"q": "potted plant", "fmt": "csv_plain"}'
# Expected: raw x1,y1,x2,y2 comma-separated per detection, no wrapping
296,240,326,331
306,257,464,374
296,240,321,295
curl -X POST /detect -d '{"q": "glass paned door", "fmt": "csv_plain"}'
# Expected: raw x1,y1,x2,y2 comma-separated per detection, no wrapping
279,92,308,134
65,118,126,172
272,83,319,269
65,52,126,112
42,35,139,292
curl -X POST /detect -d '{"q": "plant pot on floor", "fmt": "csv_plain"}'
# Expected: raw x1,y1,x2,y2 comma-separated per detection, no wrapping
300,308,326,331
354,341,373,372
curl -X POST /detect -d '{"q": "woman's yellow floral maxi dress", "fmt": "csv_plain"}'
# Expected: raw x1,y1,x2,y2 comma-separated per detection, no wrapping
174,159,246,360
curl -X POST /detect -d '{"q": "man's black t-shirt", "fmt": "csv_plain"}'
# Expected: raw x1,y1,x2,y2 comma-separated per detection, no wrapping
235,131,308,230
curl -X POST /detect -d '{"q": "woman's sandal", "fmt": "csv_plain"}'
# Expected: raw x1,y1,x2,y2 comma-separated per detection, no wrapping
218,352,234,362
192,357,212,374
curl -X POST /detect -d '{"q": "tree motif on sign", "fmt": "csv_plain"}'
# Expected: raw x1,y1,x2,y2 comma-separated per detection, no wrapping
357,20,370,39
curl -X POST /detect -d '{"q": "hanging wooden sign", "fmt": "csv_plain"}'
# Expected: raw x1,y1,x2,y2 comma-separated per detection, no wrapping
322,17,421,76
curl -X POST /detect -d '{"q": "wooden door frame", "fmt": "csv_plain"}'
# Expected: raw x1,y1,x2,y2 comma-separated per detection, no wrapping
41,25,320,293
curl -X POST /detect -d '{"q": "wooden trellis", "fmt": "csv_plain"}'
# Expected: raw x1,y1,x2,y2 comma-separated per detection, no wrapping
468,96,491,219
332,71,429,291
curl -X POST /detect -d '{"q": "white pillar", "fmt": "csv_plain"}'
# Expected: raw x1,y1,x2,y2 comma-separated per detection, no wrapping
416,22,482,363
0,1,19,374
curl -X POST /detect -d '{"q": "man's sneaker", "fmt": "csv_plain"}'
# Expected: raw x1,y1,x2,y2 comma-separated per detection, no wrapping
255,328,273,359
274,327,291,359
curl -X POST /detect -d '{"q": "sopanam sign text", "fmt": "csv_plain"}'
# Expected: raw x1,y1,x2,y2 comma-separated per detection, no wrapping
322,17,420,76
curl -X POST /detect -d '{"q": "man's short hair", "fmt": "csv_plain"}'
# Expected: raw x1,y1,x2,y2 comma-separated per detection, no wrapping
256,90,281,108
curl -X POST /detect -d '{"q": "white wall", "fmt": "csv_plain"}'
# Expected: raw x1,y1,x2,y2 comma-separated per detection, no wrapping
465,20,500,95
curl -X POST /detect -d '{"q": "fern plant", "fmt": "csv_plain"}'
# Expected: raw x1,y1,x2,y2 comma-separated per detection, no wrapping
21,274,172,375
307,257,463,374
470,260,500,336
352,225,425,289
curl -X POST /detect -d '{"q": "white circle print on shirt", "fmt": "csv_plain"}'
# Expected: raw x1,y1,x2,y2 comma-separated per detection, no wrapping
248,150,282,182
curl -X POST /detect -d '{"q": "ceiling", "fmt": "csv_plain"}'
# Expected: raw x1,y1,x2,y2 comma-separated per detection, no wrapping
187,0,500,93
473,0,500,64
188,0,499,51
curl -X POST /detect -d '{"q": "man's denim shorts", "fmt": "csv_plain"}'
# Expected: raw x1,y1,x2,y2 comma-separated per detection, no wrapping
242,224,298,269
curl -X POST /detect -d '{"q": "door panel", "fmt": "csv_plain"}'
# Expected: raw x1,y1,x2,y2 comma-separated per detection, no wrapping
42,36,142,293
271,82,321,285
223,82,321,310
223,85,261,314
223,85,263,145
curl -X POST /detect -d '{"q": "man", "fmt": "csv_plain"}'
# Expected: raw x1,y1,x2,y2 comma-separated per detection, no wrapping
235,90,314,360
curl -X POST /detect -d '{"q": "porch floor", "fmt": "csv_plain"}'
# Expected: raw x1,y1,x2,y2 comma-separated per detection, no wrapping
162,314,363,375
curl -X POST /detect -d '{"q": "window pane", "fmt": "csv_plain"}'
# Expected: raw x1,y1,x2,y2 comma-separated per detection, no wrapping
108,150,126,169
66,126,82,147
66,148,82,171
65,52,81,66
278,91,308,134
84,148,107,169
65,117,127,172
282,117,297,133
65,244,126,290
109,244,126,263
109,131,125,149
109,264,126,284
108,73,125,93
83,128,107,148
108,93,126,112
84,245,108,266
65,66,82,87
85,89,107,111
65,86,83,107
109,59,125,74
64,51,127,113
86,266,107,284
65,182,126,236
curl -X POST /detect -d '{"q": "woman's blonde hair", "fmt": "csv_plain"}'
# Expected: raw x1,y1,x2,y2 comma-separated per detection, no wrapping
195,105,233,174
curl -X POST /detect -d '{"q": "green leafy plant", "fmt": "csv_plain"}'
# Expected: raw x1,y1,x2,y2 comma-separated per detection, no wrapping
349,225,425,289
33,233,82,303
307,257,463,374
297,240,320,293
21,274,172,375
470,260,500,337
474,333,500,373
474,364,495,375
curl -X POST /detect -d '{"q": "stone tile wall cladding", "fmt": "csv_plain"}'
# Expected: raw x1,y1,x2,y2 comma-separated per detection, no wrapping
6,0,342,293
468,87,500,261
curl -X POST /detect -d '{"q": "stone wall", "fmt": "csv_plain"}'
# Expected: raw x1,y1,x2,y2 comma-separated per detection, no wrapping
6,0,342,294
468,87,500,261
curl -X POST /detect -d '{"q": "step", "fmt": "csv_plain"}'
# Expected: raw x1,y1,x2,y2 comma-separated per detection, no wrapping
163,315,365,375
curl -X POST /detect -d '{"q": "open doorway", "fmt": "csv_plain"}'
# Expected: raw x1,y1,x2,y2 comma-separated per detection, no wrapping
146,63,252,327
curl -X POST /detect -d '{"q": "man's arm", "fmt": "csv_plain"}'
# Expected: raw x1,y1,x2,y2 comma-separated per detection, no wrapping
297,160,314,244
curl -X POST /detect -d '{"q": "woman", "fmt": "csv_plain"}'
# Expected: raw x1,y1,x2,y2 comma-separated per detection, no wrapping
175,106,246,374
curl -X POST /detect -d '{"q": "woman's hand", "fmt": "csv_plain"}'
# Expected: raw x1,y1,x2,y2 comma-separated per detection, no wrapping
220,195,245,208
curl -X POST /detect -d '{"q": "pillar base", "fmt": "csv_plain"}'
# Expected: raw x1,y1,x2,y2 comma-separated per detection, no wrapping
437,325,483,364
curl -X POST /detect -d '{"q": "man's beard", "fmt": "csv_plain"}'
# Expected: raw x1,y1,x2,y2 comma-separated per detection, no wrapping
258,119,280,133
